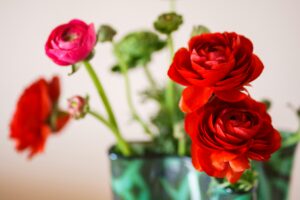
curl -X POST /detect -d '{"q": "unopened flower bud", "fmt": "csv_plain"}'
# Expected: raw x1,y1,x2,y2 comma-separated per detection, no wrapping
68,96,88,119
191,25,210,37
154,12,183,35
97,25,117,42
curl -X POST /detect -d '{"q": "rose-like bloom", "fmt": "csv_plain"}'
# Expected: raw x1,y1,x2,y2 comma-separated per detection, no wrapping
185,96,281,183
45,19,97,66
168,32,264,112
10,76,70,158
68,96,87,119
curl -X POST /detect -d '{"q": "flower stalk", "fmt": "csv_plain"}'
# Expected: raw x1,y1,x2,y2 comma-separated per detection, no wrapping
143,64,159,94
119,61,155,138
87,109,111,129
166,34,185,155
178,135,186,156
83,61,131,156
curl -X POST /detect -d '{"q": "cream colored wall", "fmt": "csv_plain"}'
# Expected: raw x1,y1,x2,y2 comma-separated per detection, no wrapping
1,0,300,199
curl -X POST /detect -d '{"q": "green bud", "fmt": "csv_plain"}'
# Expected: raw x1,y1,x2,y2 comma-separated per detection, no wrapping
97,25,117,42
112,31,166,72
191,25,210,37
154,12,183,35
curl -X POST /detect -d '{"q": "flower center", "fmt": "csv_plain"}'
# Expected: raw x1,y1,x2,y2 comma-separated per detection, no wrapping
192,46,226,70
62,31,79,42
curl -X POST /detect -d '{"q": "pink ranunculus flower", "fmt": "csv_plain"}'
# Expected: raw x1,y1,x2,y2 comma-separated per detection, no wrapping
45,19,97,66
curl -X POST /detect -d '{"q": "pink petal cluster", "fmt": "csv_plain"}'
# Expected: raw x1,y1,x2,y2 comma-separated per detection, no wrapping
45,19,97,66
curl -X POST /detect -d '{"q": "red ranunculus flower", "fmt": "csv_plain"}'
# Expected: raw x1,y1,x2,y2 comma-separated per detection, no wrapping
45,19,97,66
168,32,264,112
185,96,281,183
10,76,70,158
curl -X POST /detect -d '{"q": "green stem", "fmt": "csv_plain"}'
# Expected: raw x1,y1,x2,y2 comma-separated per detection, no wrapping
166,34,185,156
83,61,119,129
87,110,112,130
143,64,159,94
178,135,186,156
83,61,131,156
167,34,174,60
166,35,175,124
166,80,175,129
120,62,155,138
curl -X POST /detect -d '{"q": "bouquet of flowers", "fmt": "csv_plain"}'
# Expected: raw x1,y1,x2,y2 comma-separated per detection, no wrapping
9,2,300,199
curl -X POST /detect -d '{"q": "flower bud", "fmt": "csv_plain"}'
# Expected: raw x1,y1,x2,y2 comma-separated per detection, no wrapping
68,96,88,119
191,25,210,37
154,12,183,35
97,25,117,42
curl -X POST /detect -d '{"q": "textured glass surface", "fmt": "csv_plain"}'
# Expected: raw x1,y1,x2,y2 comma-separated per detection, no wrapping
109,144,255,200
257,131,298,200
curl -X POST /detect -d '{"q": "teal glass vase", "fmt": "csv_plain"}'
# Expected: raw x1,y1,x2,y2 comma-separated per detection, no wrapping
257,131,298,200
109,143,257,200
109,150,209,199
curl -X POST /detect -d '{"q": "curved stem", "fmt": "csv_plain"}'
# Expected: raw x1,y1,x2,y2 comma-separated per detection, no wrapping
143,64,159,94
83,61,131,156
87,110,111,129
120,62,155,138
83,61,119,130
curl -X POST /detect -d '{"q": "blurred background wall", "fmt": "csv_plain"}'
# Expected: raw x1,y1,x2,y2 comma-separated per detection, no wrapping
1,0,300,199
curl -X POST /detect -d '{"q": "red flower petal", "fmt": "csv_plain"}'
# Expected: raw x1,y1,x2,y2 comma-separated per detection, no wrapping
54,111,70,132
214,89,248,102
48,76,60,103
229,156,250,172
168,48,193,86
191,144,203,171
225,167,243,184
10,76,70,158
180,86,213,113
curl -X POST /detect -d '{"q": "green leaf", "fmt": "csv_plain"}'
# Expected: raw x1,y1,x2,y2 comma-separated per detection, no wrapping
97,24,117,43
112,31,166,73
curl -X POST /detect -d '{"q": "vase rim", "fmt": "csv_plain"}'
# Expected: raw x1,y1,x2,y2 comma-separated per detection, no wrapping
108,141,191,160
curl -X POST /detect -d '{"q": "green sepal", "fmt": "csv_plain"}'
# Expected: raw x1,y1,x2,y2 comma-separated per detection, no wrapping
68,63,82,76
261,99,272,110
97,25,117,43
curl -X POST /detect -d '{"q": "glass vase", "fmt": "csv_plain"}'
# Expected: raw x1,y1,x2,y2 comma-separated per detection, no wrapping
257,131,298,200
109,143,257,200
